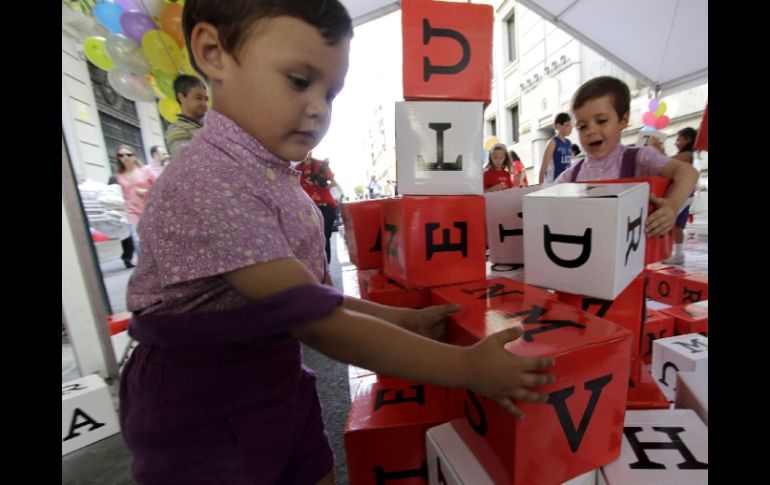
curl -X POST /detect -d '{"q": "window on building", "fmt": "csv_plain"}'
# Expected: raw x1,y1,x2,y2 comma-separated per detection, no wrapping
488,117,497,136
509,105,519,143
506,14,517,64
88,61,145,176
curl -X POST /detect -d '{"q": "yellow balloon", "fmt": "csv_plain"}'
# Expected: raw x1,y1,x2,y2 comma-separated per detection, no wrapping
83,36,115,71
179,47,198,76
142,30,183,75
483,135,499,151
158,97,181,123
655,102,667,117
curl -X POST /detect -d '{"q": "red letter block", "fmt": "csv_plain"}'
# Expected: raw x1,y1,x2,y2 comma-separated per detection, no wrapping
345,374,453,485
402,0,493,103
640,309,675,364
556,275,645,357
626,357,669,410
677,272,708,305
661,301,708,336
342,199,385,270
382,196,486,288
367,274,431,308
446,296,632,484
644,266,692,305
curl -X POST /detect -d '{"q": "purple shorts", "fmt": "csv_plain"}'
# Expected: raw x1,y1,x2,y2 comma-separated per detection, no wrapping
120,343,333,484
675,204,691,228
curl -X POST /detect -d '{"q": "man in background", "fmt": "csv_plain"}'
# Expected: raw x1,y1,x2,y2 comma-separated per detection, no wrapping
148,145,169,177
165,75,209,158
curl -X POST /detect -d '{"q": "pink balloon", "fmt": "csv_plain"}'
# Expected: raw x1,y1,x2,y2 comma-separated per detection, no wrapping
655,115,670,130
642,111,657,126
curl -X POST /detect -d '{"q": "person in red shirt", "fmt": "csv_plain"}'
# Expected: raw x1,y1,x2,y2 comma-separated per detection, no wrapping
483,143,514,192
297,152,339,263
509,149,529,188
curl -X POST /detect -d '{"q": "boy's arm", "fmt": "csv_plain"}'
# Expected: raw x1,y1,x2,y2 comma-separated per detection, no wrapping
646,159,699,236
224,258,555,418
539,140,554,183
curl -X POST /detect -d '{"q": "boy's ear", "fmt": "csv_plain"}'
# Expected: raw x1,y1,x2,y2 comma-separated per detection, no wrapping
189,22,228,81
620,112,630,129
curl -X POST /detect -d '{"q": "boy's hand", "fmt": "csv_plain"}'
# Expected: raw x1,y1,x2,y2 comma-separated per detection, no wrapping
397,304,461,341
646,194,676,236
464,326,556,419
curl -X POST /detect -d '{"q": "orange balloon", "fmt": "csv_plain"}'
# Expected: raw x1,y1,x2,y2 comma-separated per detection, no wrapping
159,3,184,48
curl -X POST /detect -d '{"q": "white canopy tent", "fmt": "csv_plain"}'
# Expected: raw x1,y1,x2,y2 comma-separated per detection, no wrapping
343,0,708,95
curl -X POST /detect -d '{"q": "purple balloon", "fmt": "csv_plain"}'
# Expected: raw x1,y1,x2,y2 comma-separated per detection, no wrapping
648,98,659,113
116,0,138,11
120,10,157,45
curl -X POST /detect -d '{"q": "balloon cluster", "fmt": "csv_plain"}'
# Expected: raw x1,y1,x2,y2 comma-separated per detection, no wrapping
641,98,670,132
71,0,196,123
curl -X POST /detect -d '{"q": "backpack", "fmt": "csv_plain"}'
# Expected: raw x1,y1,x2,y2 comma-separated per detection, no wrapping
569,147,639,182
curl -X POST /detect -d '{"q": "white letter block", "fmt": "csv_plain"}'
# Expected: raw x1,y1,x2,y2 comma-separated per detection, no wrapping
652,333,708,401
599,409,708,484
62,374,120,456
395,101,483,195
485,184,548,265
523,183,649,300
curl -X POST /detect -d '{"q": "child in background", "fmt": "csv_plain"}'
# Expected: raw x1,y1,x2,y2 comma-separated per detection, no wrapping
650,127,699,263
120,2,556,484
555,76,699,236
509,149,529,187
539,112,573,183
483,142,514,192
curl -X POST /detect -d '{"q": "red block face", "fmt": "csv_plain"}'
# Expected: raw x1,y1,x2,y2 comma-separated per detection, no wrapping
678,273,708,305
430,278,556,345
344,375,453,485
644,267,691,305
662,303,708,337
640,310,675,364
367,274,431,308
448,298,633,484
356,268,383,300
382,196,486,289
402,0,493,103
626,357,669,409
343,200,385,270
556,275,645,357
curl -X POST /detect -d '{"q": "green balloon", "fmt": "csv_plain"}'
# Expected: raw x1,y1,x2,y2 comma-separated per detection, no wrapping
83,36,115,71
152,70,176,100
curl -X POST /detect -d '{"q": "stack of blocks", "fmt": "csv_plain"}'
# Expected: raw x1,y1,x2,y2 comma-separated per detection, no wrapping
62,374,120,456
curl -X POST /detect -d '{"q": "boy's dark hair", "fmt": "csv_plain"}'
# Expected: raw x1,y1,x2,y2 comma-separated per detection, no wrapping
150,145,164,157
508,150,520,161
173,74,206,100
571,144,581,156
182,0,354,80
572,76,631,120
554,112,571,126
677,127,698,153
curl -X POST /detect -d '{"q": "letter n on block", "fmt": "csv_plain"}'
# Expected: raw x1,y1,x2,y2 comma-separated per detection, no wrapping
342,199,385,270
402,0,493,103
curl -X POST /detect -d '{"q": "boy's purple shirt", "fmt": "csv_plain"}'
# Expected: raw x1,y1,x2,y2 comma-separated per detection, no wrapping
555,143,670,183
127,109,328,316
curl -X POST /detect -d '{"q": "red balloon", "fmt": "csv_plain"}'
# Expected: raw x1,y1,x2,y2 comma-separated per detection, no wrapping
642,111,657,126
655,115,670,129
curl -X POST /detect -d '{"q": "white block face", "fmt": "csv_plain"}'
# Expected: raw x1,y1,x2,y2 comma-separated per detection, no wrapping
602,410,708,484
62,374,120,456
523,183,649,300
396,101,483,195
652,333,708,401
562,469,598,485
426,422,493,485
485,184,548,264
675,372,708,425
